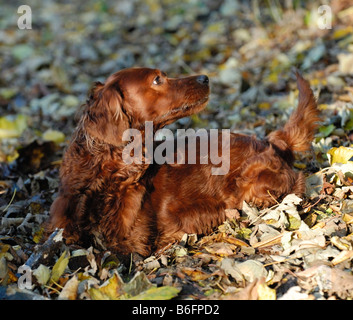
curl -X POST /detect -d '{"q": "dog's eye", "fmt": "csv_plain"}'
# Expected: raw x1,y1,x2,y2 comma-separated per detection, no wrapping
153,76,162,85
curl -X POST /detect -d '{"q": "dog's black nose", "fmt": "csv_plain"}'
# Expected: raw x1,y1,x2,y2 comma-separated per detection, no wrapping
196,75,209,85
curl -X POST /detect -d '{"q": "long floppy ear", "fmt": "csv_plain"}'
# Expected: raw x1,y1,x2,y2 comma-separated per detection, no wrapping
83,81,130,147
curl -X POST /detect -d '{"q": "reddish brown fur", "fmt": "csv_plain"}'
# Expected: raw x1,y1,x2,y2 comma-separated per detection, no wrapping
46,68,210,255
46,68,319,256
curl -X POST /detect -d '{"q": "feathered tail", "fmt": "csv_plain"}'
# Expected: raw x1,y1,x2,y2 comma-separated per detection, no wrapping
268,71,320,153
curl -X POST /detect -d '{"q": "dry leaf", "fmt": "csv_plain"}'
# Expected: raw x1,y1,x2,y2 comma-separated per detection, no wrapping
331,250,353,266
257,282,276,300
204,242,235,256
33,264,50,285
223,278,265,300
58,275,79,300
181,267,212,281
50,251,69,283
297,265,353,299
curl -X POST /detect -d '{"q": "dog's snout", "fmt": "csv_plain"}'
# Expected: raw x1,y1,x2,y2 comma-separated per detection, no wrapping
196,75,209,85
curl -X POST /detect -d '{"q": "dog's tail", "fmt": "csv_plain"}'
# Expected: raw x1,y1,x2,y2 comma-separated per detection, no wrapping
267,71,320,153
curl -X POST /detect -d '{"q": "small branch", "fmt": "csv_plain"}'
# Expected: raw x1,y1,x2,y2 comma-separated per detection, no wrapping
25,228,64,269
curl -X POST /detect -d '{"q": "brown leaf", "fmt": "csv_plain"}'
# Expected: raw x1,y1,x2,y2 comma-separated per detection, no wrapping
204,242,236,256
58,275,79,300
181,267,212,281
223,278,265,300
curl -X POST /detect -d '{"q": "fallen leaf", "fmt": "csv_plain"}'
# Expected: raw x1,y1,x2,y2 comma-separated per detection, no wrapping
242,201,260,224
50,251,69,283
327,146,353,165
89,287,109,300
331,236,352,250
204,242,235,256
338,53,353,75
42,129,65,144
223,277,264,300
319,124,336,138
297,265,353,299
95,272,123,300
331,250,353,266
306,172,324,197
257,282,276,300
342,213,353,224
129,286,180,300
219,258,243,283
181,267,212,281
0,114,27,139
33,264,50,285
11,44,34,61
58,275,79,300
237,260,268,283
261,194,302,229
123,271,154,297
220,258,267,284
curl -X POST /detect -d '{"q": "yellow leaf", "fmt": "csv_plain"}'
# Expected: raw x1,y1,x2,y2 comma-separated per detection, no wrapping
287,215,301,231
129,286,180,300
304,212,317,228
343,214,353,224
331,236,352,250
6,150,19,163
89,287,110,300
257,283,276,300
294,162,306,170
309,78,327,87
98,272,124,300
0,114,27,139
42,129,65,144
50,250,69,283
333,26,353,39
225,235,250,246
327,146,353,165
265,72,278,84
33,227,45,244
318,103,328,110
258,102,271,110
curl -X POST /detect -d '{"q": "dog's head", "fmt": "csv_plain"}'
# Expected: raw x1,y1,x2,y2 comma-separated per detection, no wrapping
80,67,210,147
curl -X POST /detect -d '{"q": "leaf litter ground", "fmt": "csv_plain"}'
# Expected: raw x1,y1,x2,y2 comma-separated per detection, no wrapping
1,0,353,300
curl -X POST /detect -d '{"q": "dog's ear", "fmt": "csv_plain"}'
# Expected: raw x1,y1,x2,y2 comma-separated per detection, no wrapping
83,81,130,147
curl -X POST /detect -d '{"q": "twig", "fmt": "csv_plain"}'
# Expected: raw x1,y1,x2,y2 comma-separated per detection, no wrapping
249,202,280,226
44,284,62,295
252,232,288,249
302,195,324,211
267,190,279,205
215,281,226,293
129,253,133,274
263,253,311,267
2,188,17,213
25,228,64,269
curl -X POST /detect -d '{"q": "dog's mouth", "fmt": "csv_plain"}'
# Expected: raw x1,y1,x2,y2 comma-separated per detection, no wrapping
156,94,209,128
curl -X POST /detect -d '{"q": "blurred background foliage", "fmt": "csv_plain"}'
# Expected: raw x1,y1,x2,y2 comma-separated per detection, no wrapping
0,0,352,162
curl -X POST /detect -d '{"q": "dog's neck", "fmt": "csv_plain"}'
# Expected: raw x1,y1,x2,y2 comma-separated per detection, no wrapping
72,125,157,185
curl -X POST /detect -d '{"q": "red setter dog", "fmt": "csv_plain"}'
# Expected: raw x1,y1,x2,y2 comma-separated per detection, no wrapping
46,67,319,256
